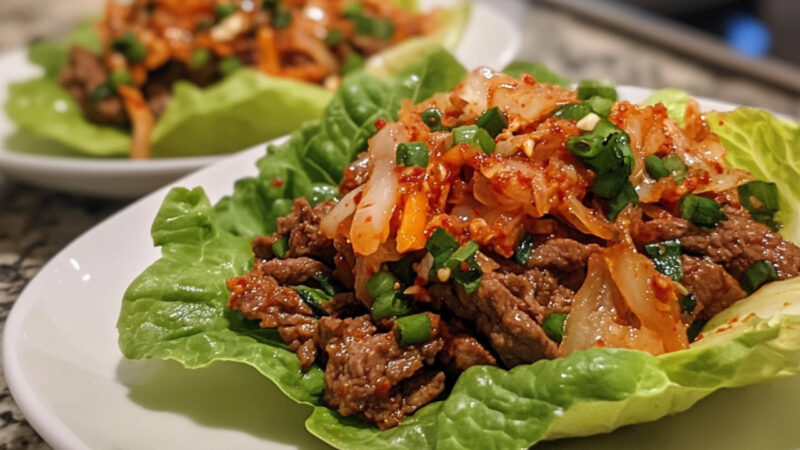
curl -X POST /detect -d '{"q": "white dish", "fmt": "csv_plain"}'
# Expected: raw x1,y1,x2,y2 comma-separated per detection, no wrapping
7,87,800,450
0,1,520,199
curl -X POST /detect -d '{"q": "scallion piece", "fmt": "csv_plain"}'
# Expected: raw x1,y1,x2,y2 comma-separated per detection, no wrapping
292,286,330,316
316,272,337,296
452,125,495,154
90,82,115,102
644,239,683,281
513,232,535,265
111,32,147,63
396,142,429,167
738,181,781,230
370,18,394,40
219,56,243,76
553,103,591,121
366,271,398,299
662,155,687,183
342,2,362,17
371,292,411,320
740,260,778,293
324,29,344,47
425,228,459,270
542,313,567,343
388,258,417,286
679,294,697,314
215,3,238,19
272,5,292,28
476,107,507,138
565,119,619,160
108,69,133,88
679,194,723,227
394,313,431,345
591,171,629,198
587,95,614,117
271,238,289,258
607,181,638,220
421,107,445,131
646,155,669,179
340,52,364,75
190,48,211,68
576,80,618,101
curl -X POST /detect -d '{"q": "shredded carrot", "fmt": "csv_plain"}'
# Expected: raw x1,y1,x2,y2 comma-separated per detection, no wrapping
118,86,154,159
396,191,429,253
256,28,281,75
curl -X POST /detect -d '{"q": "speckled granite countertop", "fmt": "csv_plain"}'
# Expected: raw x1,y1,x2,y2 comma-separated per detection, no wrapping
0,1,798,448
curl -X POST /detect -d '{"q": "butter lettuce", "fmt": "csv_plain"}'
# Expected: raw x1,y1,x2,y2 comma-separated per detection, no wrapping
119,62,800,449
4,3,469,158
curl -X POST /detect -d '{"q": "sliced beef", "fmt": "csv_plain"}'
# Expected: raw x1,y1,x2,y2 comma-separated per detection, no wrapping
440,333,497,371
634,205,800,279
227,269,318,369
339,152,369,196
254,257,330,285
316,314,445,429
432,269,563,368
276,199,336,261
681,255,747,320
60,47,128,125
680,205,800,279
525,238,599,290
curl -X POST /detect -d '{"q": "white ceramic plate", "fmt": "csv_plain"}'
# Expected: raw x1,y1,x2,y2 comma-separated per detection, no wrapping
6,87,800,450
0,1,520,199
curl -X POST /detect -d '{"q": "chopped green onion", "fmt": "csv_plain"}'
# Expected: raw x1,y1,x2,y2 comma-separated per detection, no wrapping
607,181,638,220
738,181,781,231
452,125,495,154
687,319,706,341
190,48,212,68
553,103,591,121
215,3,238,19
565,119,620,160
108,69,133,88
292,286,330,316
513,232,535,265
394,313,431,345
90,82,115,102
324,29,344,47
316,272,337,296
740,260,778,294
576,80,618,101
591,171,629,198
111,32,147,63
644,239,683,281
369,18,394,40
366,271,398,299
271,238,289,258
586,95,614,117
388,258,417,286
371,292,411,320
443,241,483,293
662,155,687,183
542,313,567,343
272,5,292,28
646,155,669,179
679,194,723,227
476,107,507,138
340,52,364,75
425,228,459,269
679,294,697,315
396,142,429,167
342,2,362,17
219,56,243,76
421,107,445,131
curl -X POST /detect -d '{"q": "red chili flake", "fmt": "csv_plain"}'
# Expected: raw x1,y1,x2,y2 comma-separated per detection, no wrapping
272,177,284,187
695,333,704,341
374,118,387,130
376,379,392,397
595,338,605,347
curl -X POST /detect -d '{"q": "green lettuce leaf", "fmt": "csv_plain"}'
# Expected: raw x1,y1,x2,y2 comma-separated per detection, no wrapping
707,108,800,243
4,4,469,158
642,88,691,126
502,61,570,87
120,66,800,448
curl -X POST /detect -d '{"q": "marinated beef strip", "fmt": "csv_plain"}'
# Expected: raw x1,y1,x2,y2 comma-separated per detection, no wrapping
525,238,600,290
636,205,800,279
60,47,129,126
252,199,335,261
680,255,746,321
431,268,565,368
316,314,446,430
227,267,319,369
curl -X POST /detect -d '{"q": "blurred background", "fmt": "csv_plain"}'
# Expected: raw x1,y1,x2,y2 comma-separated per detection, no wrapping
1,0,799,116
